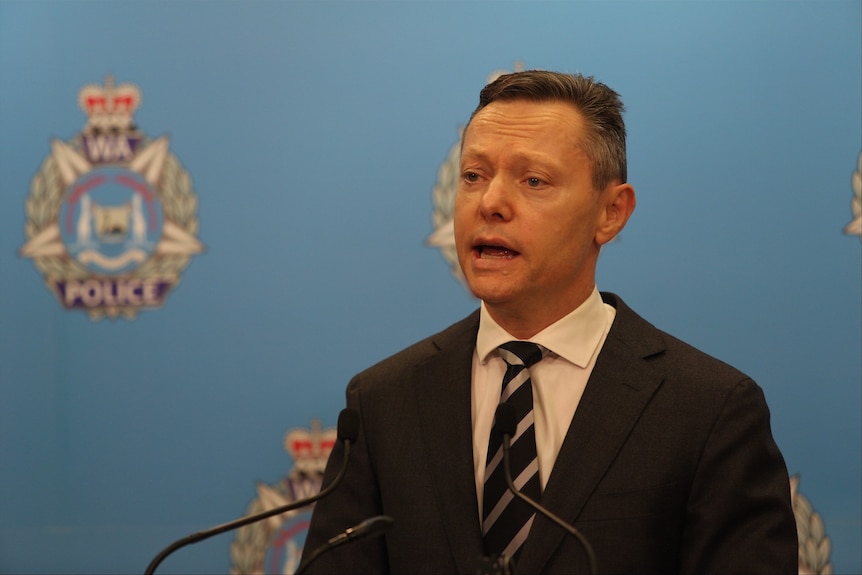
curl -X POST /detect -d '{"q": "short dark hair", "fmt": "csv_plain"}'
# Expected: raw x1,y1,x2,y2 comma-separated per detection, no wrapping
469,70,627,189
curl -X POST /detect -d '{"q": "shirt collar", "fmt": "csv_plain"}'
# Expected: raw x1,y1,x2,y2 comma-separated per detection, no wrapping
476,287,612,368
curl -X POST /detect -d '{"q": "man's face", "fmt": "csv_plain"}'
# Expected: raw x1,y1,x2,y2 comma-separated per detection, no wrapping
454,99,627,333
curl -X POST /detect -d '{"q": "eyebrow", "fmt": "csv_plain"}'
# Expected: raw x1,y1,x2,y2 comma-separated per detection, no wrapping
460,147,566,171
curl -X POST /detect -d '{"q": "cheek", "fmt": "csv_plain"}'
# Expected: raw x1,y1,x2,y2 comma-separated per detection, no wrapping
540,213,595,258
453,189,474,216
452,206,465,239
453,195,473,238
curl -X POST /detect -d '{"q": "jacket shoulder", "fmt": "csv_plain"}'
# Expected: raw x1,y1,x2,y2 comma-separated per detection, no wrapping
350,310,479,390
602,292,751,386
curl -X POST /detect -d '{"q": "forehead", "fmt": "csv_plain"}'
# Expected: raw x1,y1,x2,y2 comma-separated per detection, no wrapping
464,100,585,149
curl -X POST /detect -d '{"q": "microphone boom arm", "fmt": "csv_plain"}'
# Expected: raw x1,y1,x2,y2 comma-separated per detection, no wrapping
143,440,352,575
295,515,394,575
495,402,598,575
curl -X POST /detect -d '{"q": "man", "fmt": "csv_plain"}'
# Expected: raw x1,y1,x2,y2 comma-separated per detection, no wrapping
301,71,797,574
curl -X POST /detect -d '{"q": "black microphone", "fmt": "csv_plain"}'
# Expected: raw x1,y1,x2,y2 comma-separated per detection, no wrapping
493,403,598,575
294,515,394,575
143,408,361,575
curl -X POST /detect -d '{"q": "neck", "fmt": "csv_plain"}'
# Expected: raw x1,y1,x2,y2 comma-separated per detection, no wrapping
484,286,596,340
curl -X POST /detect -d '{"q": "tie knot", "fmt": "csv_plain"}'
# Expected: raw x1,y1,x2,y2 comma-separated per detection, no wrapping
498,341,545,369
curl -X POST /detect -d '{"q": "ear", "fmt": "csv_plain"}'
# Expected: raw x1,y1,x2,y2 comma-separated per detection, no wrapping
595,183,636,245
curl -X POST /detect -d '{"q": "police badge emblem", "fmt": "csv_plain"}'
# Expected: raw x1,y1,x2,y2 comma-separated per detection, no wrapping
20,76,204,320
230,419,337,575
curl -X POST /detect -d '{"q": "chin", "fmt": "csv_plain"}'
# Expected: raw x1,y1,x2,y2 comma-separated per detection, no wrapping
465,282,517,306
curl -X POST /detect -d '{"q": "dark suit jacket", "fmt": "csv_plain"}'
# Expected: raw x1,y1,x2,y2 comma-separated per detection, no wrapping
302,293,797,574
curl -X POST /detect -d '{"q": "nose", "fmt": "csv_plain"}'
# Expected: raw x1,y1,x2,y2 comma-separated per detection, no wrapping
478,176,513,221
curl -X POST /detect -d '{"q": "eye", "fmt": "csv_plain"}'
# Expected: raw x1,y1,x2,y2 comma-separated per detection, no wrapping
464,172,480,183
526,177,543,187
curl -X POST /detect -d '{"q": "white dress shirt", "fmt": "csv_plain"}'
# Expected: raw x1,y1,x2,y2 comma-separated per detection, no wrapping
471,287,616,515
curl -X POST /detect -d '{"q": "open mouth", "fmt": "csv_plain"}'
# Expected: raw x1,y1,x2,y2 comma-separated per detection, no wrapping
477,245,520,259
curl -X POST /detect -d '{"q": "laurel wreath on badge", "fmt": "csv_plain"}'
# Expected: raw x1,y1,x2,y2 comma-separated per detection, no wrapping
427,135,466,286
792,475,832,575
229,494,283,575
845,150,862,239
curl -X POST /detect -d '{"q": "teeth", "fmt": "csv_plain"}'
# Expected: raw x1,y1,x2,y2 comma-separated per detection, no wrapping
480,246,516,259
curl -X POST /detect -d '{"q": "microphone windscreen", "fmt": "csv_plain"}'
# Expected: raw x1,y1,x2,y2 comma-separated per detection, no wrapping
337,408,360,442
493,403,517,437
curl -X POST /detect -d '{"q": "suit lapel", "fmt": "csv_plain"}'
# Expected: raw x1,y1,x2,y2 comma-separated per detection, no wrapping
517,295,666,573
411,311,486,573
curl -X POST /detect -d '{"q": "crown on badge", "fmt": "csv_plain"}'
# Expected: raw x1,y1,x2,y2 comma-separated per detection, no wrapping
284,420,337,476
78,75,141,133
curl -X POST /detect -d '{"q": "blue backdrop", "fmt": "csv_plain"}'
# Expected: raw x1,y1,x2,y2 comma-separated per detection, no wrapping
1,1,859,573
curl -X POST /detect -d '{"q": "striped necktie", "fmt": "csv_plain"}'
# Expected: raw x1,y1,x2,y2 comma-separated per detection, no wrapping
482,340,546,564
